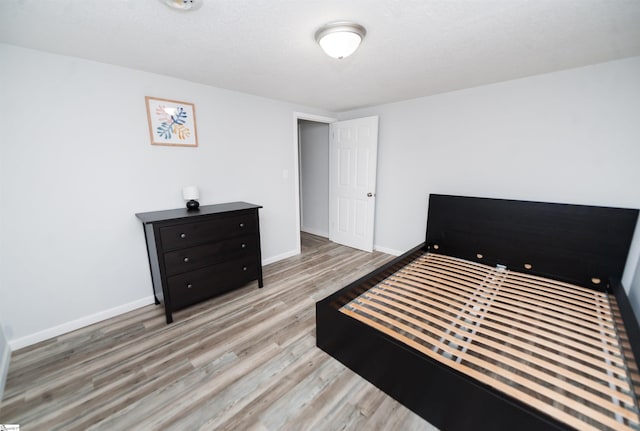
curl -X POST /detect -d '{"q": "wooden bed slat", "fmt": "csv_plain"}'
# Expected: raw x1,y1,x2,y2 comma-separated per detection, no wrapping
420,259,612,320
351,296,639,422
339,252,640,431
342,307,637,431
421,256,614,323
402,264,619,340
422,254,611,311
369,285,634,403
419,256,610,310
426,252,608,299
340,308,602,431
411,258,615,323
384,276,629,390
396,265,623,359
378,280,631,390
386,275,628,372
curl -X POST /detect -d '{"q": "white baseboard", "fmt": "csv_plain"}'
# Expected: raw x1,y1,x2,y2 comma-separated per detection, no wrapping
301,226,329,238
374,245,404,256
9,296,155,351
0,338,10,401
7,241,400,352
7,248,307,351
262,249,300,266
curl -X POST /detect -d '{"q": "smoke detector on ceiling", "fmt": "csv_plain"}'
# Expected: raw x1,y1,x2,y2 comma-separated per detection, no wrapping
162,0,201,11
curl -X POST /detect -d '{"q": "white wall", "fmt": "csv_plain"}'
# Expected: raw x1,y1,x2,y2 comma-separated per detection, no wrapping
0,44,332,348
299,120,329,237
340,57,640,291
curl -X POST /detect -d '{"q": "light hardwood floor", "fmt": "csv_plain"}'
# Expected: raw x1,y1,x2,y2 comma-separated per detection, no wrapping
0,233,437,431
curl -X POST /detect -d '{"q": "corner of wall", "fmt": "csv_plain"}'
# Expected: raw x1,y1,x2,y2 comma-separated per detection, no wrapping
0,322,11,401
8,296,155,351
627,254,640,325
262,248,300,266
373,244,404,256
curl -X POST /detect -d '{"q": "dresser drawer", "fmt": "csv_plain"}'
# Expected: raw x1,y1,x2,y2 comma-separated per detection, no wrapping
167,256,259,310
160,212,257,250
163,235,257,276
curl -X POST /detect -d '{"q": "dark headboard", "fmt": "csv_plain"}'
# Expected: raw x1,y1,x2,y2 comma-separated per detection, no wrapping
425,194,639,290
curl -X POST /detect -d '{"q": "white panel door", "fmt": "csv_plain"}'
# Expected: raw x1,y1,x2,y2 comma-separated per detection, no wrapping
329,116,379,252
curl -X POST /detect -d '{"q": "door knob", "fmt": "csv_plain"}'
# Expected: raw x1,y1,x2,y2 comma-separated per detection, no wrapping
367,192,374,197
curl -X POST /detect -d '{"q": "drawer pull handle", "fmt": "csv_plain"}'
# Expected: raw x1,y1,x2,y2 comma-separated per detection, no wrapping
180,233,187,239
241,243,246,248
183,257,190,263
187,283,193,289
239,223,245,228
242,266,247,271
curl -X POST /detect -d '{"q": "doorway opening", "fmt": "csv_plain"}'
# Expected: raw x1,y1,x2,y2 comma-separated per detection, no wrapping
298,119,330,253
298,121,330,234
293,113,335,255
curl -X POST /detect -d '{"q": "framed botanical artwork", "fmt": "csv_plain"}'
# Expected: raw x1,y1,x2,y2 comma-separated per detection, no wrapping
145,96,198,147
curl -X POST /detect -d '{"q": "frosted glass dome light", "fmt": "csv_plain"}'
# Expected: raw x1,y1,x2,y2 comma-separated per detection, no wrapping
315,22,366,59
162,0,201,11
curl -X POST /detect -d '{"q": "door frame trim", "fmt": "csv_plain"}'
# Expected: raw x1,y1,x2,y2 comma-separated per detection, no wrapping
293,112,336,255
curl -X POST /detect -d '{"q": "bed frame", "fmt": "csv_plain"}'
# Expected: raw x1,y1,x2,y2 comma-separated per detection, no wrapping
316,194,640,431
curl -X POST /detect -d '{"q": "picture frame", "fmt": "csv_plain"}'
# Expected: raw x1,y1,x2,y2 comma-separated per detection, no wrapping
145,96,198,147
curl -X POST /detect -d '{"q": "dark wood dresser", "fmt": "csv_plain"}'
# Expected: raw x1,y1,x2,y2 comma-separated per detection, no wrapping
136,202,263,323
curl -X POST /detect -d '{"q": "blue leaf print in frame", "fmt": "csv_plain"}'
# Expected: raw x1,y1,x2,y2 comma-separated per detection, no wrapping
157,121,173,139
146,96,198,147
172,107,188,125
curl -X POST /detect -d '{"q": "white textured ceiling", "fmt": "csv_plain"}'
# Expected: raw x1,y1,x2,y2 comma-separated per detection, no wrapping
1,0,639,111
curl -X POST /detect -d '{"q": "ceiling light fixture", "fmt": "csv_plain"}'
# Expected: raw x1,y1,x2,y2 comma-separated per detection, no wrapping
315,22,366,59
162,0,200,11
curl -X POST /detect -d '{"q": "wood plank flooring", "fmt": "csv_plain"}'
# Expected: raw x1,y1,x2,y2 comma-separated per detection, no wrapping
0,233,437,431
